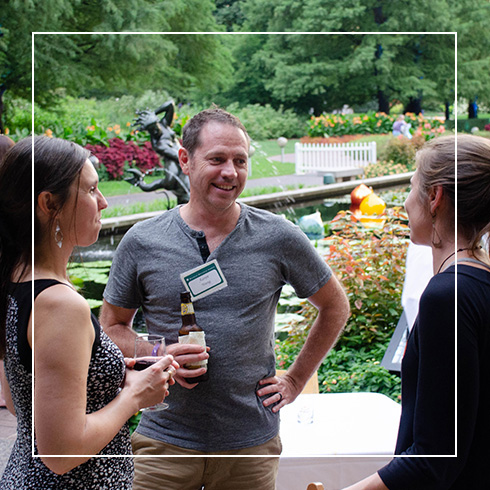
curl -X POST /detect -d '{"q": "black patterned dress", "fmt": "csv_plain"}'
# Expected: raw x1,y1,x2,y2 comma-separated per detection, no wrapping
0,280,134,489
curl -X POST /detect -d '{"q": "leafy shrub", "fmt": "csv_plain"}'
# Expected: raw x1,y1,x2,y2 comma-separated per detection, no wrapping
225,102,305,140
365,133,427,177
3,95,32,138
364,160,414,178
86,138,161,180
381,135,420,167
275,207,409,400
324,208,410,347
33,91,174,134
319,344,401,402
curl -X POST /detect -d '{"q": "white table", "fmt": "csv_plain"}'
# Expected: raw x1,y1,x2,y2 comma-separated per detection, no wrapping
276,393,401,489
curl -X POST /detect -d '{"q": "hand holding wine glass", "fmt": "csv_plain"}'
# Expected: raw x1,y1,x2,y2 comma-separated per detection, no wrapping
131,334,176,411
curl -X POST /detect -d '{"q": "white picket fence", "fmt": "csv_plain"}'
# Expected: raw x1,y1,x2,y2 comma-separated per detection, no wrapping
295,141,377,175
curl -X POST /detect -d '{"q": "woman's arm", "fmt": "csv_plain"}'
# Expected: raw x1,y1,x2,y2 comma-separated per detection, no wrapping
34,285,171,474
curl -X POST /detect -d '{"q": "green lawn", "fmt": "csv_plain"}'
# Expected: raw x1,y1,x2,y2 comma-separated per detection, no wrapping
98,179,147,197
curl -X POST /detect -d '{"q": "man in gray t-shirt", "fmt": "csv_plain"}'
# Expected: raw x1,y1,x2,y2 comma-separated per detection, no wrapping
100,108,350,490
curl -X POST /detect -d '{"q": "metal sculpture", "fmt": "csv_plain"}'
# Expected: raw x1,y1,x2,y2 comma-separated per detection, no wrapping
128,100,190,204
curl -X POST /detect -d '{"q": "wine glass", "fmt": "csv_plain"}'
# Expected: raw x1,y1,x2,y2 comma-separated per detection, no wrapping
134,334,169,411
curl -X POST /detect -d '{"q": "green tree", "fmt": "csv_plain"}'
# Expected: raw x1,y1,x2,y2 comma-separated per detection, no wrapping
0,0,230,132
213,0,246,31
34,33,232,104
452,0,490,118
224,0,457,115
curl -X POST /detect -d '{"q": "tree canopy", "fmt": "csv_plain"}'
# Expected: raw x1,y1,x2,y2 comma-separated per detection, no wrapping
0,0,230,130
1,0,489,132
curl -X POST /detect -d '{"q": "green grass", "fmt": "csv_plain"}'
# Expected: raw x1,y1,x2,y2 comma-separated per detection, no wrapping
343,134,392,161
101,198,176,218
99,174,168,197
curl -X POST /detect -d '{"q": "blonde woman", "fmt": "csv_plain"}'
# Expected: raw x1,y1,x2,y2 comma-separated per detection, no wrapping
343,135,490,489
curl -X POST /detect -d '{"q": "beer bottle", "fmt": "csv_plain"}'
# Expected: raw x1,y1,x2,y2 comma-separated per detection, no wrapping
178,291,208,383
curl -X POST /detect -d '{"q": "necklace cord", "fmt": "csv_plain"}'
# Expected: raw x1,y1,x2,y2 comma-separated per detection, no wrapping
437,247,470,274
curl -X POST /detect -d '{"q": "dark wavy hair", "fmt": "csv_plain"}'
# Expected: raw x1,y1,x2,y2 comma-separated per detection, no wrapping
0,136,89,358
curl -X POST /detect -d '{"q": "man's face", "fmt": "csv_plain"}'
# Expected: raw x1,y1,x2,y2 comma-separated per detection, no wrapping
180,121,249,213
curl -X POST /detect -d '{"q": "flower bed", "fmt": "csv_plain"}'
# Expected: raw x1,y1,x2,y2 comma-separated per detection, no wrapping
307,111,446,140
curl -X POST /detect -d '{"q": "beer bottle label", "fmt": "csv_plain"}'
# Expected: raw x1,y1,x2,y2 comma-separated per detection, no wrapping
181,303,195,315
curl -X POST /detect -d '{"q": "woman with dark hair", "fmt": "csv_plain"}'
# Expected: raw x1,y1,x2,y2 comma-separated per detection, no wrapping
342,134,490,489
0,136,177,489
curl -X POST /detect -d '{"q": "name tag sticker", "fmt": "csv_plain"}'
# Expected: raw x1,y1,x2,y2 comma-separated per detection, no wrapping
180,259,228,301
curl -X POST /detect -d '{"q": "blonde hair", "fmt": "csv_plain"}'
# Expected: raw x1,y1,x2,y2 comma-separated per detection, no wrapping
416,134,490,253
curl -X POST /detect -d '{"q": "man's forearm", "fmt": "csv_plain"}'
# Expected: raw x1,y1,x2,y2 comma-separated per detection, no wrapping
104,324,139,357
99,301,139,357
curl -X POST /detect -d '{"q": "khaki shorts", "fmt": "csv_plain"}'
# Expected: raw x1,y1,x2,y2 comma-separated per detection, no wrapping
131,431,282,490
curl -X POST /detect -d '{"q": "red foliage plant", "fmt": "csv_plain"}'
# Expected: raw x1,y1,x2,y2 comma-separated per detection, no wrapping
86,138,161,179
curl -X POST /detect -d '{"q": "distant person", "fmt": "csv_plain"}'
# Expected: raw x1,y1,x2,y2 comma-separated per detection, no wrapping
342,134,490,489
392,115,412,139
0,137,177,489
100,107,350,490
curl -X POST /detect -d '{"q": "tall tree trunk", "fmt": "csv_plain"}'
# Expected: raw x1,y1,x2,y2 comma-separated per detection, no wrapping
377,89,390,114
444,101,450,120
404,97,422,115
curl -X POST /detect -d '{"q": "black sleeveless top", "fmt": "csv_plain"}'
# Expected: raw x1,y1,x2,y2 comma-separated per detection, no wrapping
0,280,134,489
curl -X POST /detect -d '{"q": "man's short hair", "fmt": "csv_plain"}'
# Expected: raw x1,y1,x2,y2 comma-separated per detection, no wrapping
182,107,250,155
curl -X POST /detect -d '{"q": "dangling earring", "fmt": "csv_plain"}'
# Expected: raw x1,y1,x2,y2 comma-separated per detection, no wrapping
54,220,63,249
431,214,442,248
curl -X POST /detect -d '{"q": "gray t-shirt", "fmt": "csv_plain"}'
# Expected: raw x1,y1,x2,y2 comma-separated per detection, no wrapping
104,204,332,451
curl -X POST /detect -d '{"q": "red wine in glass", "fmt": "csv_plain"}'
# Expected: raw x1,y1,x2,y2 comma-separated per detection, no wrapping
133,359,157,371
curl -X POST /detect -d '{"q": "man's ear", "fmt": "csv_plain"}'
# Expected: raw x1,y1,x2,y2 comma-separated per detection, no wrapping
37,191,59,219
179,147,191,175
429,185,444,215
